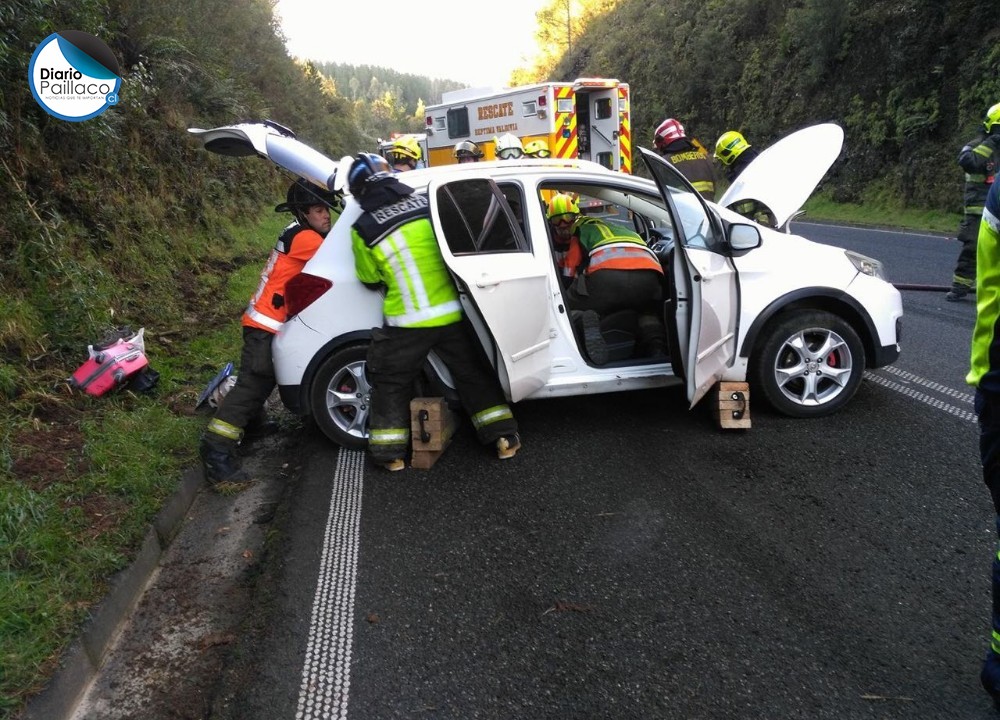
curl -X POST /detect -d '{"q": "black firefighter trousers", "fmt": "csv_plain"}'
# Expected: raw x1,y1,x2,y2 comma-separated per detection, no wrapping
366,321,518,463
203,326,275,452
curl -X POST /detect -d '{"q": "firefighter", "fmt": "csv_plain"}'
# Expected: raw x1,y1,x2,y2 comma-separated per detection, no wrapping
652,118,716,200
387,136,422,172
200,178,339,484
713,130,776,227
967,178,1000,707
546,193,667,364
494,133,524,160
947,102,1000,301
347,153,521,471
453,140,484,163
714,129,758,183
524,139,551,158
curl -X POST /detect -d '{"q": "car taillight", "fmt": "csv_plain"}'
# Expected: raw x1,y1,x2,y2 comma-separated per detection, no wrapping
285,272,332,316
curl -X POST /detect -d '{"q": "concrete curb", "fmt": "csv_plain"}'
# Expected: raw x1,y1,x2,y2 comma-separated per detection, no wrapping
20,465,206,720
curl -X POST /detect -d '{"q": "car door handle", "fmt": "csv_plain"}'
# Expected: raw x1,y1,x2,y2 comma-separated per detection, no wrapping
476,274,500,288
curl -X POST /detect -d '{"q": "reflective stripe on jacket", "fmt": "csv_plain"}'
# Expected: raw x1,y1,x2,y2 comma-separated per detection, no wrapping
574,217,663,275
242,223,325,334
352,216,463,328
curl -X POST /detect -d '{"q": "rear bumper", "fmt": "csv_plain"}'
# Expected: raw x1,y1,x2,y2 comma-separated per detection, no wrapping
871,343,900,368
278,384,304,415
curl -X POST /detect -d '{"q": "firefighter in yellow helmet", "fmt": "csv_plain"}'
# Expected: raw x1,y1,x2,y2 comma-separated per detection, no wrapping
713,130,776,227
546,192,667,364
946,102,1000,301
387,136,422,172
524,139,551,158
713,130,758,183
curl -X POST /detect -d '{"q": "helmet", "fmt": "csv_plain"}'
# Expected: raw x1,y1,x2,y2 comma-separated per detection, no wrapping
546,192,579,220
653,118,686,150
494,133,524,160
524,139,551,158
387,136,421,167
985,103,1000,134
347,153,392,197
714,130,751,166
453,140,484,161
274,178,339,212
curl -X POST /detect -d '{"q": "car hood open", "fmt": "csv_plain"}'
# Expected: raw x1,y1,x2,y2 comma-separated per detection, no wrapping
187,121,346,192
717,123,844,229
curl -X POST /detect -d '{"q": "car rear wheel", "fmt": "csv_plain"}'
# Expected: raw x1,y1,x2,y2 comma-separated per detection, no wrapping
750,310,865,418
309,344,370,449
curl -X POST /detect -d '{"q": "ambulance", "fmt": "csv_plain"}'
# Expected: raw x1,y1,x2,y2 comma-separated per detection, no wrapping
423,77,632,172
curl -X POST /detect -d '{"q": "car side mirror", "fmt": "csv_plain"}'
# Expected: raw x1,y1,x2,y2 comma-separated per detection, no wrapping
729,222,762,251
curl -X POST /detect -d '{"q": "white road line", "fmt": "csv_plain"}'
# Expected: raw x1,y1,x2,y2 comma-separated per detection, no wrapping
864,369,977,424
878,365,974,404
296,448,365,720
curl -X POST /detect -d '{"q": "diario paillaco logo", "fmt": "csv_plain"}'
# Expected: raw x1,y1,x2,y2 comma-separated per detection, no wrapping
29,30,121,122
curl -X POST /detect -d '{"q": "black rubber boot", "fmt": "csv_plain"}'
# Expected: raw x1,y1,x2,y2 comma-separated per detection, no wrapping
199,437,250,484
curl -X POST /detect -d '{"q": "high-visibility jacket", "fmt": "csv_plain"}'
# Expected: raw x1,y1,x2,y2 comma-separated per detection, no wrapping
571,217,663,276
967,181,1000,390
959,133,1000,216
351,193,463,328
242,222,325,333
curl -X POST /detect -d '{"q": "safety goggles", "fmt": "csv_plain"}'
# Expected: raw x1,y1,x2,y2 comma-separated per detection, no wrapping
458,156,479,163
497,147,524,160
550,214,576,226
526,149,551,158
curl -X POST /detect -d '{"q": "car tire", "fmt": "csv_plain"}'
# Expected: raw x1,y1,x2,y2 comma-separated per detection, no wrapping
749,310,865,418
309,344,371,449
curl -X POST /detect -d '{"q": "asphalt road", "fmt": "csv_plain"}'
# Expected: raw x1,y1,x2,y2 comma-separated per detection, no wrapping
72,223,1000,719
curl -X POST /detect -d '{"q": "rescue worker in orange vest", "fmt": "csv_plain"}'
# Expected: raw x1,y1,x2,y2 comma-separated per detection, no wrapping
652,118,717,200
547,193,668,364
199,178,339,484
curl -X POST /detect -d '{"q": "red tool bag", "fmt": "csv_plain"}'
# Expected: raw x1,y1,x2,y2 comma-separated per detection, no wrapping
70,328,151,397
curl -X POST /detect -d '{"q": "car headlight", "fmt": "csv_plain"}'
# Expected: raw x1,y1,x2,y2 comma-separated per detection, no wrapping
846,251,886,280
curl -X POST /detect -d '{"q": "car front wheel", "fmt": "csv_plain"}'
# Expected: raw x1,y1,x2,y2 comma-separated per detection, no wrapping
309,344,370,448
750,311,865,418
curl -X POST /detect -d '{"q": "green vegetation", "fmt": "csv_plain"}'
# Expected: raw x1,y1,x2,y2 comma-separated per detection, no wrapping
543,0,1000,213
0,0,994,714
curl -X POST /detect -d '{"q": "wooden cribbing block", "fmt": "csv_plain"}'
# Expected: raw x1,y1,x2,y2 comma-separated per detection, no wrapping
410,397,458,469
712,381,751,430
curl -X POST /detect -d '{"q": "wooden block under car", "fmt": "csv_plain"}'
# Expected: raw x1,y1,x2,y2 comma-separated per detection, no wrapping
410,397,458,469
712,381,752,430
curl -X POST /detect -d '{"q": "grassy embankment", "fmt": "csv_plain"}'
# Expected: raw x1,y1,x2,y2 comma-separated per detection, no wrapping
0,210,288,717
0,195,958,716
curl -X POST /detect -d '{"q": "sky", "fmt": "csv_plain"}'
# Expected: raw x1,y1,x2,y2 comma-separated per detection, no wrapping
275,0,546,89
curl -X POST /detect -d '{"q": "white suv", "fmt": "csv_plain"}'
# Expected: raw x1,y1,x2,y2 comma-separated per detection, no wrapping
190,122,902,448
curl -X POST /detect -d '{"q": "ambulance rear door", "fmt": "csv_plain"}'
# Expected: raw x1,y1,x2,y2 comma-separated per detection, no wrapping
574,80,620,170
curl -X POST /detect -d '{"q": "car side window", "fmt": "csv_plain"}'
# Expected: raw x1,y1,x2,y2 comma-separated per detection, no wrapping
435,179,528,255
